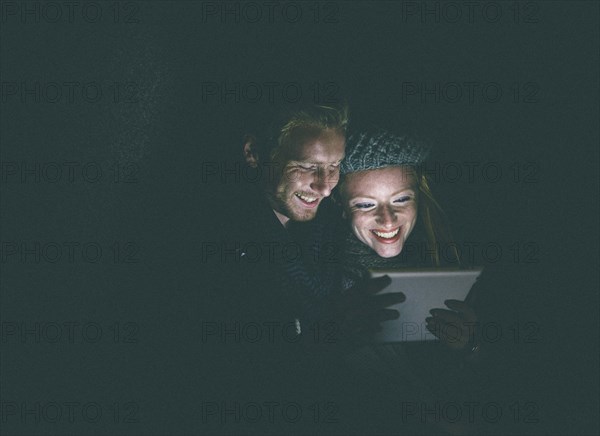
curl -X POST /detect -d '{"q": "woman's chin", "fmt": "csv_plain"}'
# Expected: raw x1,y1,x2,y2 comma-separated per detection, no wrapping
373,244,402,258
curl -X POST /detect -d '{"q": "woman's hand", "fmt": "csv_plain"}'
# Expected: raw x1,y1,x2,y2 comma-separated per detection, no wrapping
425,299,478,351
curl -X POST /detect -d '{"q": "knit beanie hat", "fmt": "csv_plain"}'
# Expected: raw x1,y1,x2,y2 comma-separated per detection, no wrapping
340,128,431,175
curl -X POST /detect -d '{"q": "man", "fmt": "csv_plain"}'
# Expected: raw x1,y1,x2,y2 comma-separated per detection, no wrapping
242,105,346,226
222,104,400,338
202,105,403,433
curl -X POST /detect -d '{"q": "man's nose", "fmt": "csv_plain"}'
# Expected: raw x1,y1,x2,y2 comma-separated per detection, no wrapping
375,205,398,228
310,168,337,197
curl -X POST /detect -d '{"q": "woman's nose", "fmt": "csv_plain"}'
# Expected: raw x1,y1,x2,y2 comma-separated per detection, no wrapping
375,205,397,228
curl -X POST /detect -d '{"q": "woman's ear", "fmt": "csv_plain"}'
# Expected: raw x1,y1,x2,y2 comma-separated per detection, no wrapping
243,134,259,168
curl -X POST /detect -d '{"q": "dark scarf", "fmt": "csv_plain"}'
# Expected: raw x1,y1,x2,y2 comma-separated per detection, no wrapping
340,221,433,290
283,205,343,326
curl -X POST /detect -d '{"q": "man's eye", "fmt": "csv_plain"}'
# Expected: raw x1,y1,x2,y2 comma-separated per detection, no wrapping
298,165,317,171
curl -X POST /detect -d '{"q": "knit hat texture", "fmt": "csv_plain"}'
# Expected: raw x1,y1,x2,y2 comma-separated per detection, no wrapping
340,129,431,175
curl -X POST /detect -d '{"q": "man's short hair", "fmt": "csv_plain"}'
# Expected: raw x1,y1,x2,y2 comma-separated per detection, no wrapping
256,104,349,161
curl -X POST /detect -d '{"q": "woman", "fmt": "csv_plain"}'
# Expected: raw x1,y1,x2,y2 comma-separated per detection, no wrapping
336,127,478,350
332,127,485,434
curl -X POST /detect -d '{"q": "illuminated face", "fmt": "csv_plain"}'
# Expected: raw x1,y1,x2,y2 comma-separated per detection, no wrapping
341,166,418,258
267,128,346,225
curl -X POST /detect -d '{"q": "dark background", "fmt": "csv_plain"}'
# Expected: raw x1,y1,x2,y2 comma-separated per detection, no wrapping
1,1,598,434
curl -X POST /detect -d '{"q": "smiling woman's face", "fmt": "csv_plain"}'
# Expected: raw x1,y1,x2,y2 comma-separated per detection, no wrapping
341,166,418,258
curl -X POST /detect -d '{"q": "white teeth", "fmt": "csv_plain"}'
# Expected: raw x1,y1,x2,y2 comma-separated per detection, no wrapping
296,193,317,203
373,228,400,238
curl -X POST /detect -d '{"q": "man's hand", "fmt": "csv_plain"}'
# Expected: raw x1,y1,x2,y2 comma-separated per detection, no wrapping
336,275,405,340
426,299,478,350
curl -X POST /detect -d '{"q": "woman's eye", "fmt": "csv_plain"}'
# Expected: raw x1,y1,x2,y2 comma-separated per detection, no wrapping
394,196,412,204
354,202,375,209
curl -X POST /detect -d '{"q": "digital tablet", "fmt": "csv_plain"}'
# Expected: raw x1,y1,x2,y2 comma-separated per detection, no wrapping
369,268,483,343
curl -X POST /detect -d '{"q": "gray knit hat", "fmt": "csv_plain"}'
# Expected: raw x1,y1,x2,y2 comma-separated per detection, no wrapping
340,128,431,175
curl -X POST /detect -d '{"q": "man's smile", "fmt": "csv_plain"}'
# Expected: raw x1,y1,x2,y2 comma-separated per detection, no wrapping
294,192,320,208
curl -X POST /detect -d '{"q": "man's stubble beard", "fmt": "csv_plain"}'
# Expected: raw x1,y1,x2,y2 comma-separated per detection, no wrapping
266,184,318,223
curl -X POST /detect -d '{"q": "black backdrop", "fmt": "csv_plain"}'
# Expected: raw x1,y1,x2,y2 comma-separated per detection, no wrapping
1,1,598,434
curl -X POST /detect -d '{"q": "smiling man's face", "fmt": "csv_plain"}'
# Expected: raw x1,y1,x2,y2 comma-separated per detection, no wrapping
267,127,346,225
341,166,418,258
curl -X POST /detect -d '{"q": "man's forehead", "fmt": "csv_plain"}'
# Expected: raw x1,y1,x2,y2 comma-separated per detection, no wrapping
287,131,345,162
